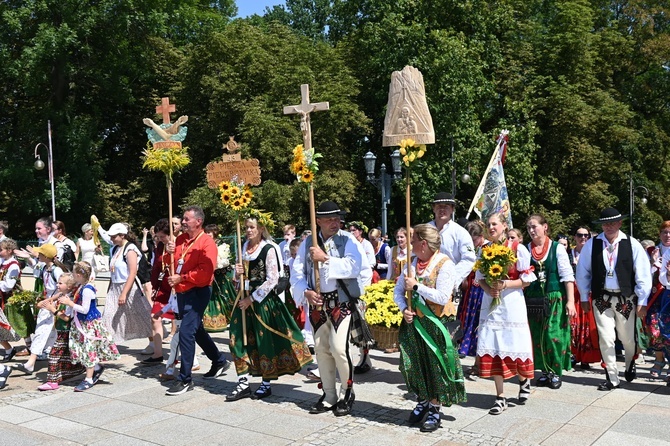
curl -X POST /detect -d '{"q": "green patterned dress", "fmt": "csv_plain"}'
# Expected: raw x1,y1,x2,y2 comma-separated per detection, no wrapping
398,254,466,406
203,268,235,332
229,243,312,379
526,241,572,376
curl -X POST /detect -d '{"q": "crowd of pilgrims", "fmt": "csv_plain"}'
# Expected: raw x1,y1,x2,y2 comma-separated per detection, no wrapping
0,192,668,433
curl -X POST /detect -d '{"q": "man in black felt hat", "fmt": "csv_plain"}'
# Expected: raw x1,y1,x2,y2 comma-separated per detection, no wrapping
428,192,476,288
291,201,372,416
575,207,652,391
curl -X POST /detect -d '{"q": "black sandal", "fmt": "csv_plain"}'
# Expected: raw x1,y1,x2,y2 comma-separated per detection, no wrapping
518,379,531,404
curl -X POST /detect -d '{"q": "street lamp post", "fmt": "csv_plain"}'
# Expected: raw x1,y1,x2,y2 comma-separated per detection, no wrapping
34,120,56,220
363,150,402,237
629,174,648,238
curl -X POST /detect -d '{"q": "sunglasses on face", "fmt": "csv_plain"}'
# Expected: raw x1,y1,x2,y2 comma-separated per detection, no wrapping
576,233,590,238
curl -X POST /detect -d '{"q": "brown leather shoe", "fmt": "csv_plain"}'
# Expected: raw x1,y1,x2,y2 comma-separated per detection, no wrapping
15,350,30,357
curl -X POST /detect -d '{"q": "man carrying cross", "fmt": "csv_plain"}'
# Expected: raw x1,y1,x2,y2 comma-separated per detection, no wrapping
291,201,372,416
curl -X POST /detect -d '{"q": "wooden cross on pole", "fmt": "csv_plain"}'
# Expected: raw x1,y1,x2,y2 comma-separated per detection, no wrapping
283,84,330,301
156,97,176,124
283,84,330,150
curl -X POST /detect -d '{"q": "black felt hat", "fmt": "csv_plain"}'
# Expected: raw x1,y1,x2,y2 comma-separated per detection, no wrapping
316,201,341,217
432,192,456,206
593,207,628,224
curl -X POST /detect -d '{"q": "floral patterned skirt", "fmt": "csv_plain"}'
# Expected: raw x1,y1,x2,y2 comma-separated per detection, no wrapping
69,319,120,368
647,289,670,352
570,288,601,363
228,293,312,379
47,329,86,383
399,316,466,406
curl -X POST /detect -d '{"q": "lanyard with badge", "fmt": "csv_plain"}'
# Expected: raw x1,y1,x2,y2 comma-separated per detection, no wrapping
605,240,618,278
176,231,204,275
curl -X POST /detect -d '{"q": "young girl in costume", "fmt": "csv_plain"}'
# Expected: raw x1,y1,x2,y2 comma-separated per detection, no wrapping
59,262,119,391
37,273,86,390
15,243,62,374
0,238,21,360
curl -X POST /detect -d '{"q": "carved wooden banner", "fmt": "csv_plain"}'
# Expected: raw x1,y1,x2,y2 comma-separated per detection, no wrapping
206,137,261,188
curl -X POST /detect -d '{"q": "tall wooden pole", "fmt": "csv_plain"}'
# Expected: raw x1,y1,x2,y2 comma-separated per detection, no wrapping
405,168,412,312
168,182,175,275
308,184,322,310
236,219,247,345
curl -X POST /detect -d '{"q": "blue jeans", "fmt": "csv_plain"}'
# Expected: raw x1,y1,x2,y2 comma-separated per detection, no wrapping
177,286,226,383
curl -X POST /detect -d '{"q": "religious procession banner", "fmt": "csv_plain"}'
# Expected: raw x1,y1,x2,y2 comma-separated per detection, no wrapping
468,130,513,228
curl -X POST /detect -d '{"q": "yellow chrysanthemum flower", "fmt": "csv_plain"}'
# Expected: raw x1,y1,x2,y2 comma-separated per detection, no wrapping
489,264,504,276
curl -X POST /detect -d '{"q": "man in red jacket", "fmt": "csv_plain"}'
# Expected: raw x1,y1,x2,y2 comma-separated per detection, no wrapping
164,206,230,395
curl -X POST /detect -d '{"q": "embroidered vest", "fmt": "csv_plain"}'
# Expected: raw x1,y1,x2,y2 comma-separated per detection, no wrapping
247,244,274,293
415,255,455,318
591,237,635,297
526,241,564,298
374,242,389,276
74,284,101,321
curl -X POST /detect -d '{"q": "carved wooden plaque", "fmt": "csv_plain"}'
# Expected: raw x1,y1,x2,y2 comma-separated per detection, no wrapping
382,66,435,147
206,155,261,188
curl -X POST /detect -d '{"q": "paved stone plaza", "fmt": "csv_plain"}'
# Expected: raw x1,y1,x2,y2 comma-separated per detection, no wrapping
1,332,669,446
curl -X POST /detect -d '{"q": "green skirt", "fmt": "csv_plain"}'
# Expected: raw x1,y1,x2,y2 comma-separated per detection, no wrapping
229,292,312,379
399,315,466,406
528,291,572,376
203,269,236,332
5,304,36,339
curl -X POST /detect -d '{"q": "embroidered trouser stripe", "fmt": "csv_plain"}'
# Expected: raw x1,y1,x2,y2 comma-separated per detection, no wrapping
314,314,353,406
592,297,637,386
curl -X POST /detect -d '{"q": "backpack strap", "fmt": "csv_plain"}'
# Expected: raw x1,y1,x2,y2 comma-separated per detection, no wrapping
120,243,144,293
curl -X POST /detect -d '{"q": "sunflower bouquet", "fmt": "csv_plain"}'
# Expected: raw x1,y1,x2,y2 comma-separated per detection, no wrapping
399,138,427,167
290,144,321,183
474,244,517,308
218,176,253,212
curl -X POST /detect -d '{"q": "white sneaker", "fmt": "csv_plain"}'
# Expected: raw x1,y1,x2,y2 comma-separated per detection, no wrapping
140,345,154,355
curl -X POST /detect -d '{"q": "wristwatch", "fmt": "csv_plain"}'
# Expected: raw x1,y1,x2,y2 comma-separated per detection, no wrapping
413,284,419,291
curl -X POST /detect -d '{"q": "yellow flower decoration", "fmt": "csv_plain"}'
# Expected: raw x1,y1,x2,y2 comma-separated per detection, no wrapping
229,186,240,196
221,193,231,204
243,189,253,200
483,249,495,260
218,176,252,212
398,138,427,167
290,144,321,183
489,264,503,277
219,181,231,191
231,199,243,211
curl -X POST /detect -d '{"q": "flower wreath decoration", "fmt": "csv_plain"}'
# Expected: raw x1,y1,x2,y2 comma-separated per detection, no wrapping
243,208,276,234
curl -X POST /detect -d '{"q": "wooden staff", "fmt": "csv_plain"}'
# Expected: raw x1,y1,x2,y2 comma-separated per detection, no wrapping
308,184,322,310
405,168,412,311
168,182,175,276
236,218,247,345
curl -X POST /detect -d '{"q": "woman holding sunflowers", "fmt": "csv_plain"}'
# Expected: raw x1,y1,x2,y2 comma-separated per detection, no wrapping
476,213,536,415
525,214,576,390
393,224,466,433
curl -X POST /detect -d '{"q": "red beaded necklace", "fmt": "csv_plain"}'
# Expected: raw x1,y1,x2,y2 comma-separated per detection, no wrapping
531,236,550,261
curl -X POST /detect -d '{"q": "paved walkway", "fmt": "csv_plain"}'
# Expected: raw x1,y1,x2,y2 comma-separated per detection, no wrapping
1,332,669,446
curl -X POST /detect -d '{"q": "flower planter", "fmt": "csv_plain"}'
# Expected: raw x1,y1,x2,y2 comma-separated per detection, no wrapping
370,324,399,351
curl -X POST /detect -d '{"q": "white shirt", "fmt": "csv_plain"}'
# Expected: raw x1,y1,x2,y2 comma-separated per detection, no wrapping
393,253,455,312
0,257,21,294
110,242,141,284
576,231,652,305
360,239,377,268
242,240,280,303
291,230,367,306
527,242,575,283
428,219,476,286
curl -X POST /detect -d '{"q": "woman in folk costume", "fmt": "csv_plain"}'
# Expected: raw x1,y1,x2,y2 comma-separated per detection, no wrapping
226,210,312,401
394,224,466,433
203,224,236,333
476,213,536,415
457,220,489,374
567,226,601,369
525,214,576,389
387,227,412,281
651,221,670,381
